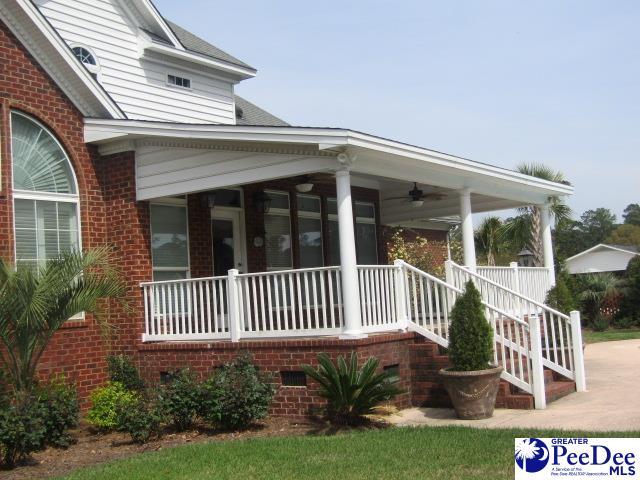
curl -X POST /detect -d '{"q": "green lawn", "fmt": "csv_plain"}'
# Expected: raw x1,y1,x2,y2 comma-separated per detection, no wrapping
57,427,639,480
583,328,640,344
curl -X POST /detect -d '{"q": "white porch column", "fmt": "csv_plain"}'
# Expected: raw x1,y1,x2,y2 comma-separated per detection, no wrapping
459,188,476,271
540,203,556,286
335,165,365,338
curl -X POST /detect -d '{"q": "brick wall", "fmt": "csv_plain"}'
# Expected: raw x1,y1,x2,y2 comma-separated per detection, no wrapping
0,19,109,402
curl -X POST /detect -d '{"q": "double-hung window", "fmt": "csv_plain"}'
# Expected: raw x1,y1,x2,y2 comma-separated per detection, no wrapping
150,199,190,281
264,191,292,270
297,195,323,268
12,112,81,269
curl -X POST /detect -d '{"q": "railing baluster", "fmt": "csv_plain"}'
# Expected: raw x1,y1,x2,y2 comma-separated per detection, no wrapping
328,269,336,328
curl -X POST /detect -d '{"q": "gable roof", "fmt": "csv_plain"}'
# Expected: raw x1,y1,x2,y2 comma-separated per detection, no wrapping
565,243,640,262
234,96,289,126
165,20,255,71
0,0,125,119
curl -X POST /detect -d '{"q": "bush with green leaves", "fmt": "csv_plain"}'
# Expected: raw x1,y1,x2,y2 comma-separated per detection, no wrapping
545,272,577,314
86,382,137,431
107,354,145,392
620,256,640,324
302,352,402,425
0,394,46,467
116,393,163,444
447,281,494,371
591,315,609,332
36,375,79,448
200,352,275,430
158,369,201,431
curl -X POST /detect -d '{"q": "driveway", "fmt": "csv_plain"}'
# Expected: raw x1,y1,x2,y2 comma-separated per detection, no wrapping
390,339,640,432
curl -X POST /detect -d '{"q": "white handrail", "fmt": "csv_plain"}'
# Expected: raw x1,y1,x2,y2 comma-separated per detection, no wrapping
397,260,537,398
447,260,581,387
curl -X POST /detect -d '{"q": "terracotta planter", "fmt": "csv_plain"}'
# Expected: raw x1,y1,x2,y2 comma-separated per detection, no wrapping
439,365,503,420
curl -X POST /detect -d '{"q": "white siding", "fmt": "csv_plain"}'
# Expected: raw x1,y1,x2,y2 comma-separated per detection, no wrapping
566,249,638,274
35,0,236,124
136,146,335,200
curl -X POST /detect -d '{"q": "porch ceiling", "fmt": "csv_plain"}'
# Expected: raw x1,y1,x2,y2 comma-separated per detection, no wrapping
84,120,573,224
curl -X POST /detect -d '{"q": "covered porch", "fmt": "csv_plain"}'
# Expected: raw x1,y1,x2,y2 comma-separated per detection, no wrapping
85,120,573,343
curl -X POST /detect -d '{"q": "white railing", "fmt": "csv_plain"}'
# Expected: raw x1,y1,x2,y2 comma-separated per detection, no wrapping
142,276,230,342
234,267,343,338
447,260,586,393
476,263,551,304
400,261,539,398
358,265,403,333
141,260,586,409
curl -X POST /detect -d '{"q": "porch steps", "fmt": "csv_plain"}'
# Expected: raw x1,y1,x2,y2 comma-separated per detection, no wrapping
409,340,576,410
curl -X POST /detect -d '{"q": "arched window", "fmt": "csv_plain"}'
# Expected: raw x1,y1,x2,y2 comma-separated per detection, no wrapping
71,46,100,80
12,112,81,268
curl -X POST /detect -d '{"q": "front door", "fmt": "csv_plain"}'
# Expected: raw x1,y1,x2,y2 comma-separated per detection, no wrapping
211,209,245,275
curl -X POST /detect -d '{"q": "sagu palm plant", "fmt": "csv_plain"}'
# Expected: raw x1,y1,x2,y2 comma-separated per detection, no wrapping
302,352,402,425
0,247,126,393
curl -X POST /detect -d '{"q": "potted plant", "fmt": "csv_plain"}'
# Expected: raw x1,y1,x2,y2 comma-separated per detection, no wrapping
440,280,503,419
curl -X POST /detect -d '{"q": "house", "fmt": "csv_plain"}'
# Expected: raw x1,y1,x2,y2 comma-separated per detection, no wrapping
0,0,584,414
565,244,640,274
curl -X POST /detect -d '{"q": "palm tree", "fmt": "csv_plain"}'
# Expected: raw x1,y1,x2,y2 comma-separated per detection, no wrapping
475,216,504,266
578,273,622,324
0,247,127,392
502,163,572,266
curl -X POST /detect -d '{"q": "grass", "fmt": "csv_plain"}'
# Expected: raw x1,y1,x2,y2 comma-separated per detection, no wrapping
582,328,640,344
57,426,639,480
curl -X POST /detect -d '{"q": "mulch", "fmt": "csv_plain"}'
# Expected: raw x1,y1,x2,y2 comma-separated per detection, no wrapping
2,415,391,480
2,417,316,480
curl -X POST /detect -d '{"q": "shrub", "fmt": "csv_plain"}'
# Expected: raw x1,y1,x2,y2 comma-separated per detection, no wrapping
302,352,402,426
200,353,275,430
612,316,636,329
545,274,577,313
86,382,137,431
107,354,145,392
36,376,79,448
447,281,493,371
0,394,46,467
116,394,163,444
591,316,609,332
620,256,640,323
158,369,200,431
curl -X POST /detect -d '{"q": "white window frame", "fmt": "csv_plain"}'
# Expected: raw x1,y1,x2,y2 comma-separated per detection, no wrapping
166,72,192,90
70,44,101,80
149,197,191,281
11,111,83,319
11,112,82,266
264,190,292,271
297,194,324,267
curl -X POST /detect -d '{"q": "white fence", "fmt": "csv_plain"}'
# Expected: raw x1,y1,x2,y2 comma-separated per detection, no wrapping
475,263,551,304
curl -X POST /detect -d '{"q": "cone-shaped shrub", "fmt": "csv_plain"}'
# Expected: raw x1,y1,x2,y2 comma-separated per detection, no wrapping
447,280,493,371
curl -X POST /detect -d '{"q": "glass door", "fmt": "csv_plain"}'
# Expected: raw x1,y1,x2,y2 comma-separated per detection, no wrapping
211,209,244,275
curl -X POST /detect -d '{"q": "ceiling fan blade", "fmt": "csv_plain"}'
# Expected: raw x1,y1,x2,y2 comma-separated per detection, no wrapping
383,196,412,201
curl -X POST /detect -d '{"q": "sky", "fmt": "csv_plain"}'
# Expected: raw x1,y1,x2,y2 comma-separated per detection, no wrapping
155,0,640,221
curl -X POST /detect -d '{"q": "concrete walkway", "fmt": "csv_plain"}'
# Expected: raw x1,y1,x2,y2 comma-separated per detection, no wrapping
390,339,640,432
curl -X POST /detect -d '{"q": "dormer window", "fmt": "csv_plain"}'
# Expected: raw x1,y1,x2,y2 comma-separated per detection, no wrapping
71,46,100,80
167,74,191,89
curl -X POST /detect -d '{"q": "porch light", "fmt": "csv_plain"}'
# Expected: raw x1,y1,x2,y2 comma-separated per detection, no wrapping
517,248,535,267
295,176,314,193
252,190,272,214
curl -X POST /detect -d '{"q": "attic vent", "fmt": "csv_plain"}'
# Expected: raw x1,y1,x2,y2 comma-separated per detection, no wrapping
167,74,191,89
235,105,244,119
